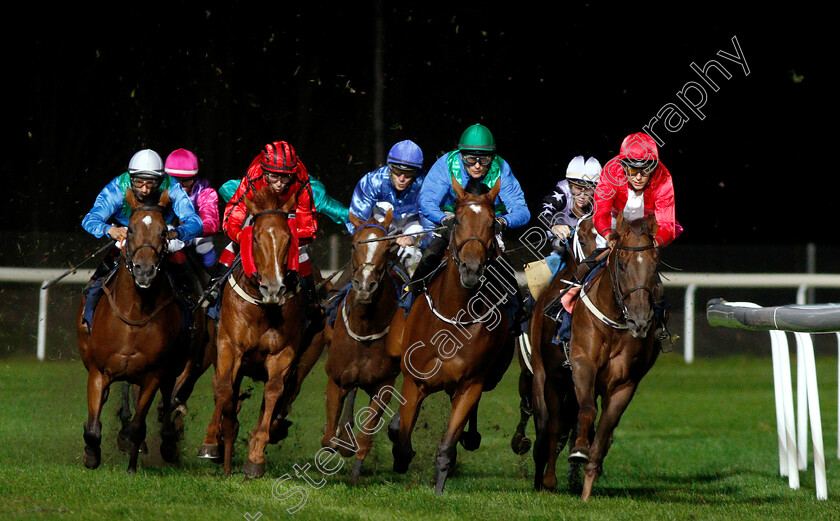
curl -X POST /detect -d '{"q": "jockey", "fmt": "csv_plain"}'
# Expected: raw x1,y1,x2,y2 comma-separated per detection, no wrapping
80,149,203,321
408,123,531,332
164,148,220,273
540,155,604,260
208,140,319,313
574,131,683,342
346,139,427,272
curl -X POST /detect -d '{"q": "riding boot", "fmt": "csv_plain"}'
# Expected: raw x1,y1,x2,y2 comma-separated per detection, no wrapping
169,261,195,300
202,261,231,307
652,275,674,348
404,235,448,297
301,273,323,320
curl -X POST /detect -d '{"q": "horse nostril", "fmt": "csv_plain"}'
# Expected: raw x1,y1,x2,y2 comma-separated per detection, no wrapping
368,281,378,293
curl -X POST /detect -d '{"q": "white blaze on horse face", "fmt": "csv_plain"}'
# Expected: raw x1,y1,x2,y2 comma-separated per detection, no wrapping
142,216,153,227
267,226,283,286
362,233,379,283
469,204,483,214
637,253,644,264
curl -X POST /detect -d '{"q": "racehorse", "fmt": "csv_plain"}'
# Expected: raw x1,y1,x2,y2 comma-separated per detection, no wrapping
386,177,515,494
198,186,308,478
77,189,209,472
321,209,402,483
567,213,661,501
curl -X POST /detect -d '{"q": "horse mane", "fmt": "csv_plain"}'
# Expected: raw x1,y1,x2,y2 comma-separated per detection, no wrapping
615,212,658,239
250,185,283,212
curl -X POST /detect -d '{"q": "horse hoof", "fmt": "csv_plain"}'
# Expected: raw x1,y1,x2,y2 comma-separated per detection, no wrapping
434,470,448,495
83,445,101,469
197,444,221,460
568,447,589,464
510,434,531,455
459,431,481,451
243,459,266,479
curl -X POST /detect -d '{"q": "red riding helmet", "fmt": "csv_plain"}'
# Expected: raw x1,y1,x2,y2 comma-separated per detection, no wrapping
259,141,298,175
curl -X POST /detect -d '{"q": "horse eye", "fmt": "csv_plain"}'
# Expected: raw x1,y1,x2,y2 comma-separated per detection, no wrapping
618,261,627,271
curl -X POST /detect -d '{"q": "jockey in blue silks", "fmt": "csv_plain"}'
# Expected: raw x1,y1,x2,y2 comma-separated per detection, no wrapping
324,140,427,320
81,149,203,301
405,123,531,333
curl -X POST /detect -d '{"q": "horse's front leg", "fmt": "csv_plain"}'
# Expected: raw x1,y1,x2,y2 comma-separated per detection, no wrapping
245,348,295,479
434,382,483,494
321,379,352,454
580,381,637,501
392,376,426,474
350,378,397,483
126,372,162,474
83,368,111,469
569,342,598,465
511,349,533,456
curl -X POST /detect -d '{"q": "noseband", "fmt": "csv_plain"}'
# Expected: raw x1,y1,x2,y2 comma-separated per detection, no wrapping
122,205,167,278
351,223,391,282
608,237,658,318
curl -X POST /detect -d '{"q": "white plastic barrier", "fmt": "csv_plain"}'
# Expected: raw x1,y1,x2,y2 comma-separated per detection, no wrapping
707,299,832,500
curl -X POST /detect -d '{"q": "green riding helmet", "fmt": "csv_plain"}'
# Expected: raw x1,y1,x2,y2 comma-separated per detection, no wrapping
457,123,496,154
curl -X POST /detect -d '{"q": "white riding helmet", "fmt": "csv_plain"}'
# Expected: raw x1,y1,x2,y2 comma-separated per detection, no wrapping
128,149,165,180
566,155,600,188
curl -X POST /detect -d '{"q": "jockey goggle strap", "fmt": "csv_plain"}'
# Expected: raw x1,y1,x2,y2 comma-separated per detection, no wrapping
239,226,258,277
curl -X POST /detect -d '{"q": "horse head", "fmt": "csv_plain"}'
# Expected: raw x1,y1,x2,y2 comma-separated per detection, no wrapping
243,187,297,304
124,189,171,289
610,213,659,338
449,176,501,289
348,209,394,305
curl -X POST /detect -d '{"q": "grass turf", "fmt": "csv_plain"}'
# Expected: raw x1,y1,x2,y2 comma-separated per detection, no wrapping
1,352,839,520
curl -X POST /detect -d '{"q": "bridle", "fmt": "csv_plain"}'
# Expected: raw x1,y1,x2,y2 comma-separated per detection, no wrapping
249,208,290,284
122,205,167,279
350,223,391,283
447,200,498,268
607,235,658,321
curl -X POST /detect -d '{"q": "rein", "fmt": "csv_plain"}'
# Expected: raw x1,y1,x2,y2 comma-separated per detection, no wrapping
122,205,168,279
447,200,499,268
102,269,175,327
341,224,396,341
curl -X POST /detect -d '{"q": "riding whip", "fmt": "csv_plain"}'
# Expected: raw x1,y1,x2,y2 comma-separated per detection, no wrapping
41,241,115,290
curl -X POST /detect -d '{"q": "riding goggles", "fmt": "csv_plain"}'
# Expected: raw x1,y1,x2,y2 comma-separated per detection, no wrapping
461,154,494,167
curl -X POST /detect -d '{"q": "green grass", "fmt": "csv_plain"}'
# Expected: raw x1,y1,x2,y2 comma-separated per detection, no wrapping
1,353,840,520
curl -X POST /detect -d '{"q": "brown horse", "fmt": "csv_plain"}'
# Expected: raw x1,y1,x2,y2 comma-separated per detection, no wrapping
386,177,515,494
525,212,601,492
567,213,661,500
198,186,308,478
77,189,208,472
321,209,402,483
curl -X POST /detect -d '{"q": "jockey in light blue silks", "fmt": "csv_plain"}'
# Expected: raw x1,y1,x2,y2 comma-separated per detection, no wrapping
80,149,203,325
405,123,531,333
323,140,427,317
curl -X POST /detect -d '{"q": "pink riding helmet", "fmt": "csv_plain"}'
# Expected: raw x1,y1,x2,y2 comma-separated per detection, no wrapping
164,148,199,177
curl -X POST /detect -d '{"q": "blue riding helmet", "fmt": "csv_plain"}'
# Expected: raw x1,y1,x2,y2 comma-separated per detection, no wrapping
387,140,424,170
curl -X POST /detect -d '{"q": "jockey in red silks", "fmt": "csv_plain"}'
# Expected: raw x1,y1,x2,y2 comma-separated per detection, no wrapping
592,132,683,248
566,132,682,344
206,140,319,315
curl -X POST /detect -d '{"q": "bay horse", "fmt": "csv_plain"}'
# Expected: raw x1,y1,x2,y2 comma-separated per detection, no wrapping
525,212,601,493
567,213,661,500
198,186,307,478
386,177,515,494
77,189,206,472
321,209,402,483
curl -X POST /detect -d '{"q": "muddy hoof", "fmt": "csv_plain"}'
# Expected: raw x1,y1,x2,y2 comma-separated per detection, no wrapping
349,458,363,484
568,447,589,464
392,447,415,474
459,431,481,451
511,433,532,455
243,459,266,479
197,444,221,460
83,445,101,469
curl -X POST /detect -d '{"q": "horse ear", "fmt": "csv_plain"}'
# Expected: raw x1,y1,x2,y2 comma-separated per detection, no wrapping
645,214,658,238
451,173,466,200
348,212,362,229
615,210,629,235
382,207,394,228
157,189,171,209
281,192,297,213
488,178,501,203
243,194,257,216
125,188,138,210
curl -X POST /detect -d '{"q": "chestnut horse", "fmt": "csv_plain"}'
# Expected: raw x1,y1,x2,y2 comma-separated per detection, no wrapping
321,209,402,483
77,189,209,472
198,187,307,478
386,177,515,494
568,213,661,500
526,213,601,493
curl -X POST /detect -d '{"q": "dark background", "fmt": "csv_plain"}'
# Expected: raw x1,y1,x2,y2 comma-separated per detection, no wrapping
1,3,832,260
